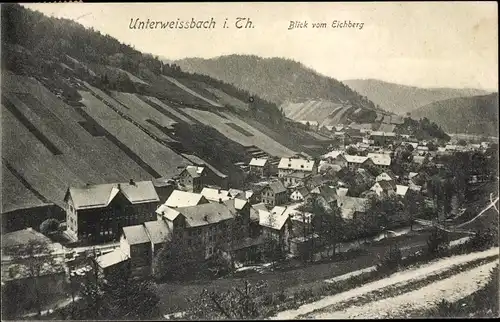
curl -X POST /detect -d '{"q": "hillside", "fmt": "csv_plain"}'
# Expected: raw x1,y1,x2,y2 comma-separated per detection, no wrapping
175,55,380,123
343,79,490,115
1,4,332,220
410,93,499,137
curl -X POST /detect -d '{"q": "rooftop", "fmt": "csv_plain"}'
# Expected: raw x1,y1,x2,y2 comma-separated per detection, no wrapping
249,158,268,167
123,224,150,245
65,180,159,210
96,249,129,269
164,190,207,208
278,158,316,172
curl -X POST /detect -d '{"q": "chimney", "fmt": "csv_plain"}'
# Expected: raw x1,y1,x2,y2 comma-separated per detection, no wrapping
204,215,208,221
117,183,121,190
129,178,135,186
219,198,223,204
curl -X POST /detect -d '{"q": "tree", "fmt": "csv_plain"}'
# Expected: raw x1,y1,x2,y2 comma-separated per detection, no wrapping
39,218,60,235
346,146,358,155
2,239,61,316
426,227,449,257
152,238,202,281
187,280,268,319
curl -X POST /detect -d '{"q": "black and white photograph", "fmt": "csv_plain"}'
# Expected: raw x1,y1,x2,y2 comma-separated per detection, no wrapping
1,1,498,320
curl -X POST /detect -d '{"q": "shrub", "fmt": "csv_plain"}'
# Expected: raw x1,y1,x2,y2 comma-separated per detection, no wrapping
377,245,403,273
426,228,449,257
39,218,60,235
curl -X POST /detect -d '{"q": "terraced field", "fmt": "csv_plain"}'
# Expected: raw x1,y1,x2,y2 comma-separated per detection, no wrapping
183,108,295,157
141,96,196,125
1,163,50,213
282,100,351,126
108,66,149,85
79,90,191,178
217,112,297,156
203,85,249,111
161,75,223,107
110,91,178,129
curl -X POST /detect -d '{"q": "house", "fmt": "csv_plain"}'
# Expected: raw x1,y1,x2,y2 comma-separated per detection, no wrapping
396,185,409,197
370,131,396,146
258,208,292,251
181,153,229,189
413,155,427,165
249,158,271,177
200,187,232,203
344,155,374,170
305,174,333,191
290,186,312,203
2,228,68,314
96,248,130,278
321,151,347,168
64,180,160,242
152,177,176,203
376,170,397,182
260,181,288,207
336,196,368,220
161,190,209,209
367,153,392,169
282,171,312,187
120,225,152,279
370,180,397,197
278,157,317,178
178,166,206,193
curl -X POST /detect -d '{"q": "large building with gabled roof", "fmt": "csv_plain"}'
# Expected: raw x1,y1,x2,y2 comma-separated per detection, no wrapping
64,179,160,242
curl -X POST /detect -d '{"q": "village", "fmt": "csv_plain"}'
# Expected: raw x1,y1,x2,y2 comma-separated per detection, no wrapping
3,114,497,318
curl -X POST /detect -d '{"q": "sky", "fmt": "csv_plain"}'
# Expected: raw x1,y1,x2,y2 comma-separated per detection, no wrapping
23,2,498,90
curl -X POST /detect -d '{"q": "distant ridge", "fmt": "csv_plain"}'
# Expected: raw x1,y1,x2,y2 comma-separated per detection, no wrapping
343,78,491,115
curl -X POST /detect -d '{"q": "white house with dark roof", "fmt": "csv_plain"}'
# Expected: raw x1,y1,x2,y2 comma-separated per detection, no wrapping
64,180,160,242
278,157,317,178
290,186,312,202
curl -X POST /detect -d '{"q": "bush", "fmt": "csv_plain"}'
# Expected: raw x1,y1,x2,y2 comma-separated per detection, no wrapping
426,228,449,257
39,218,60,235
377,245,403,273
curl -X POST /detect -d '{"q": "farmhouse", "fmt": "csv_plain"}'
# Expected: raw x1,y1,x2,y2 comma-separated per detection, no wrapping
260,181,288,207
376,170,397,182
159,190,209,210
370,180,397,198
278,157,317,178
282,171,312,188
367,153,392,169
344,155,374,170
258,208,292,251
64,180,160,242
249,158,271,177
178,166,207,193
290,186,312,203
336,196,368,220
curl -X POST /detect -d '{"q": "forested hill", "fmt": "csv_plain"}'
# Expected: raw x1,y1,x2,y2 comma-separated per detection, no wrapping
343,79,491,115
410,93,499,137
1,4,282,122
175,55,377,110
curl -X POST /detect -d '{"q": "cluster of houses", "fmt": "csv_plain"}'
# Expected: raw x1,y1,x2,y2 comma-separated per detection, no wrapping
4,119,494,289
